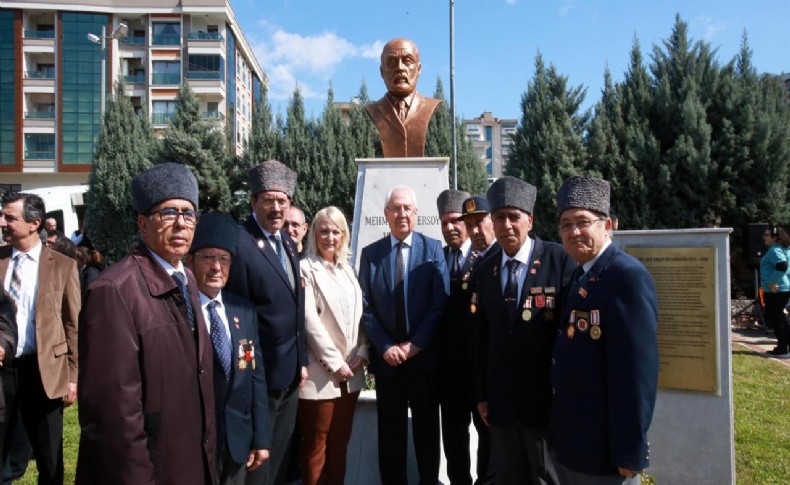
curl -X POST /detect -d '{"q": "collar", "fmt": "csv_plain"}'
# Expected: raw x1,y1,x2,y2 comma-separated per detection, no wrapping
391,232,414,249
199,290,224,309
387,92,416,110
500,236,533,268
11,241,43,263
451,238,472,258
581,238,613,273
479,241,496,257
253,212,279,240
147,247,185,276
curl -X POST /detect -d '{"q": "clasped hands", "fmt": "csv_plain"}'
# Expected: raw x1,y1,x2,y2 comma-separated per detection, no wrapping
382,341,421,367
333,356,367,382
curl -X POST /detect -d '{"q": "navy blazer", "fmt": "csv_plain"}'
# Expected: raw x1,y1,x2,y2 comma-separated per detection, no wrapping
550,243,659,475
225,217,307,391
474,237,575,427
212,291,271,466
358,231,449,376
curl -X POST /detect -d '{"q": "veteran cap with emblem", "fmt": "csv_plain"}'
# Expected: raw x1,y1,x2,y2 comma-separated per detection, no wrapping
248,159,297,198
131,162,199,215
556,175,610,217
486,176,537,214
436,189,470,215
458,194,491,221
189,212,240,256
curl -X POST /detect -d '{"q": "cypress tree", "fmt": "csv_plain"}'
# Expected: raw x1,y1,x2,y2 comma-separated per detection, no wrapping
280,86,319,217
159,81,231,212
86,80,154,262
507,53,589,240
347,80,378,160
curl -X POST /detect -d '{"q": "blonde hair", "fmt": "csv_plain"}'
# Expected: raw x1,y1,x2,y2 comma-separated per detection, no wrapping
305,206,351,263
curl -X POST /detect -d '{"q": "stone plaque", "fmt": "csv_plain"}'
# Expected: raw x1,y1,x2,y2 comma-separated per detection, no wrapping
626,246,718,393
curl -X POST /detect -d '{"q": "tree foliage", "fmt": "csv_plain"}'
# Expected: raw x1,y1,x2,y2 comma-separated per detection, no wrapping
86,80,154,262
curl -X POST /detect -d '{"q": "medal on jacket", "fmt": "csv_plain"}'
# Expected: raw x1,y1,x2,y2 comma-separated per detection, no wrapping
470,292,478,314
233,316,240,329
462,270,471,290
257,239,265,249
590,325,602,340
567,310,576,339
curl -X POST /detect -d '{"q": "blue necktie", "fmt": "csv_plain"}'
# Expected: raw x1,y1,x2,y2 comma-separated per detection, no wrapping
270,235,288,272
172,271,195,330
208,300,232,381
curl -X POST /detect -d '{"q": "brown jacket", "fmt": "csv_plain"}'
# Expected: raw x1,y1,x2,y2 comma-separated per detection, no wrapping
365,92,441,157
76,247,216,485
0,245,79,399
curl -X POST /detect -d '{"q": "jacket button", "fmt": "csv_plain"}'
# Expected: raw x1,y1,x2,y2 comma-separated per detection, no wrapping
552,358,555,365
202,436,209,446
552,387,556,394
198,367,205,375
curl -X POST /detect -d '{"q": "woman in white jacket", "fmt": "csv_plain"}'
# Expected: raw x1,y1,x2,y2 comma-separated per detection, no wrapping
298,206,369,485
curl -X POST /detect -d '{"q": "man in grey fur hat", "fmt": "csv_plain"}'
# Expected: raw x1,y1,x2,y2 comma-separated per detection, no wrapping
550,175,658,485
225,159,307,485
77,162,217,484
472,176,575,485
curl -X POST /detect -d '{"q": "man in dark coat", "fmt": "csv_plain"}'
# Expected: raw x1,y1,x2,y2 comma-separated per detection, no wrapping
0,289,17,460
473,177,575,485
225,159,307,485
76,163,216,485
359,185,449,485
187,212,270,485
551,176,658,484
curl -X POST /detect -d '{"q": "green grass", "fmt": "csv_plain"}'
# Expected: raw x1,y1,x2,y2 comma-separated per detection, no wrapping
14,346,790,484
733,346,790,484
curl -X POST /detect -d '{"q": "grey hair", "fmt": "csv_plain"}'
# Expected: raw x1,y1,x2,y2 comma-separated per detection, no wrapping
384,186,418,209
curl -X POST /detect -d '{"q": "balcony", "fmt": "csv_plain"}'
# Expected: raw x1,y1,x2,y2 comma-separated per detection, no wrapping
151,73,180,85
124,74,146,84
152,34,180,46
24,30,55,39
25,69,55,79
151,112,175,125
188,32,223,42
24,150,55,160
202,111,225,122
187,71,221,80
120,36,147,46
25,110,55,119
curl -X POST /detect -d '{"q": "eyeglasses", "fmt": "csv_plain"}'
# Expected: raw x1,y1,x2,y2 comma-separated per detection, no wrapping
194,252,232,267
386,205,415,216
148,208,199,226
559,218,605,234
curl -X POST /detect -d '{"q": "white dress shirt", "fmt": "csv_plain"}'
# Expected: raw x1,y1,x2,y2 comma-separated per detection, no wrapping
499,237,534,299
4,242,42,357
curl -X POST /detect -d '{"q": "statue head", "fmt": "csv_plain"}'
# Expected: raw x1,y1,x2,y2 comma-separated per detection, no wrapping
380,38,422,98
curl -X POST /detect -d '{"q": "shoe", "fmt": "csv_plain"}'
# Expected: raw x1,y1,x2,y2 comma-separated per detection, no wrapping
767,347,789,356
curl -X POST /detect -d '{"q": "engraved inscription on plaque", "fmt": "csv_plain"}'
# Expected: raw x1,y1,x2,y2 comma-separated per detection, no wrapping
626,246,718,393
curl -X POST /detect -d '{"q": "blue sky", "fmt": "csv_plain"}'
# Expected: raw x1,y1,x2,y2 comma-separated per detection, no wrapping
233,0,790,121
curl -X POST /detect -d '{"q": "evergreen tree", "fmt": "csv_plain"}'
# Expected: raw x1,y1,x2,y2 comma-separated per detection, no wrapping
279,86,319,217
347,80,378,160
86,81,154,262
507,53,589,240
425,78,488,194
316,84,357,217
159,81,231,212
649,15,716,228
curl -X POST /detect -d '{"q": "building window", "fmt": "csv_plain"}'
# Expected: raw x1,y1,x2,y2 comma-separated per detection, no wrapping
24,134,55,159
0,10,16,165
485,126,492,142
152,22,180,46
152,61,180,85
152,100,176,125
187,55,223,80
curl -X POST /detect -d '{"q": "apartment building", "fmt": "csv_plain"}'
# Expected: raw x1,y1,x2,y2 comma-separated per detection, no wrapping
463,111,517,180
0,0,263,192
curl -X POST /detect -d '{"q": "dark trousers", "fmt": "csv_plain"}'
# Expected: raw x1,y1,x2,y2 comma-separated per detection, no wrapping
764,291,790,351
218,444,247,485
2,409,33,484
489,422,557,485
298,386,360,485
440,368,494,485
375,365,440,485
2,355,64,485
245,385,299,485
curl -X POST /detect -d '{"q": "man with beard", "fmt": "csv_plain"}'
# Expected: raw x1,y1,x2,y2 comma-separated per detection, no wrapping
225,159,307,485
473,177,575,484
366,38,441,158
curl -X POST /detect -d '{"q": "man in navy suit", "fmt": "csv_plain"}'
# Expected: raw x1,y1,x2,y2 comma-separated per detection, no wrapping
188,212,270,485
472,177,574,485
359,185,449,485
551,176,659,484
225,160,307,485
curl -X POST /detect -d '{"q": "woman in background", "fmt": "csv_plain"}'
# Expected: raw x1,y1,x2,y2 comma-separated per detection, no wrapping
298,206,368,485
760,226,790,356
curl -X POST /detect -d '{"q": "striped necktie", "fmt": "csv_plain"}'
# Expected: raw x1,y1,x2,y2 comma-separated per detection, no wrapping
9,253,27,301
207,300,232,381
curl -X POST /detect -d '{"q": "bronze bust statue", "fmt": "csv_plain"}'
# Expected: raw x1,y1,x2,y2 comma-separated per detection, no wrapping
365,38,441,158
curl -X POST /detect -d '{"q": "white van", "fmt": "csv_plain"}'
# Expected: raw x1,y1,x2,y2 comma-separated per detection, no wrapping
24,185,89,237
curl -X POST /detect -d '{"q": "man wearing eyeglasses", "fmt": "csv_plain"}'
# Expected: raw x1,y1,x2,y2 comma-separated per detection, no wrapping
551,175,658,485
187,212,270,485
77,163,217,484
359,185,449,485
225,159,307,485
471,176,574,485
